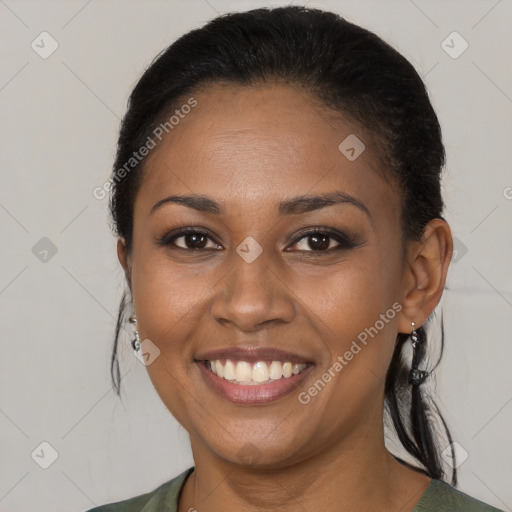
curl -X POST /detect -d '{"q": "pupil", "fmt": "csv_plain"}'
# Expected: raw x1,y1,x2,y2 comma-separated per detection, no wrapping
186,233,207,249
309,234,329,251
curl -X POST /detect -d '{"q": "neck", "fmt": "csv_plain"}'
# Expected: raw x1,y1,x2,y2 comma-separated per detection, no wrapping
179,424,430,512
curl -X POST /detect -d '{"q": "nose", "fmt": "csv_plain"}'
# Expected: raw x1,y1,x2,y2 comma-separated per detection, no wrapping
210,248,296,332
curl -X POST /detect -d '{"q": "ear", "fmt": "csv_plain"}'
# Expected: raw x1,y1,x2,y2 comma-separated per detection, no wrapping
397,219,453,333
117,237,132,291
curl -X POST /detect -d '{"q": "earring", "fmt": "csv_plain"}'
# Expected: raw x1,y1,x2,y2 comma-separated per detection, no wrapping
129,314,141,352
408,322,429,386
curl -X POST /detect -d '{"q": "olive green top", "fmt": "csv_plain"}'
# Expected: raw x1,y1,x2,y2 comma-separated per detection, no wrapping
85,467,505,512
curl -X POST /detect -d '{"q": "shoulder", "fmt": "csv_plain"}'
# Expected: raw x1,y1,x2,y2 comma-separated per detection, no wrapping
83,467,194,512
414,478,505,512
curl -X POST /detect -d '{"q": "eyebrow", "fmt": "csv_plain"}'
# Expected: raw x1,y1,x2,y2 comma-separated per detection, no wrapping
150,191,372,220
151,195,223,215
278,192,371,218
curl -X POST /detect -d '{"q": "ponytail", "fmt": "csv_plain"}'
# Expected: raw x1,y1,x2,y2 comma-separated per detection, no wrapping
385,315,457,485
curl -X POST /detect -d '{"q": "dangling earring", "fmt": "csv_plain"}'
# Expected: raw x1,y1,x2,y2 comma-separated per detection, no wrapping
129,314,141,352
408,322,429,386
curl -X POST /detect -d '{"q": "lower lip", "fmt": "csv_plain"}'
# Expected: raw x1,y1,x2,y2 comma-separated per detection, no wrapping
196,361,314,405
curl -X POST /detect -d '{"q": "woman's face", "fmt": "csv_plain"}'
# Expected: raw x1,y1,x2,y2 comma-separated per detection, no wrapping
123,82,409,467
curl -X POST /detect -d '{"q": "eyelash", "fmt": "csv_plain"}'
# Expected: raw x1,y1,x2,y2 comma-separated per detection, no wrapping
156,226,358,254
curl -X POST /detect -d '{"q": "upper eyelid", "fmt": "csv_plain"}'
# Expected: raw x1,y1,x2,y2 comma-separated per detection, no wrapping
286,230,354,250
160,228,221,248
286,226,353,243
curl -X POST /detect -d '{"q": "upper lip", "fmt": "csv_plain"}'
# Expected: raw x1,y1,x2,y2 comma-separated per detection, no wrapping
195,346,314,364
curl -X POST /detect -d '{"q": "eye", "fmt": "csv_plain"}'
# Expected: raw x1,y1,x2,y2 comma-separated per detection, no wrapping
286,228,357,253
157,228,222,251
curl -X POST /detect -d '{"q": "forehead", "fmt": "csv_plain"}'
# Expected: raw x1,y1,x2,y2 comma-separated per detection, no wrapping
136,83,399,220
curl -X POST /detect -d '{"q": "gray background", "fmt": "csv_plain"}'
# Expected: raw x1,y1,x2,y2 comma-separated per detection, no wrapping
1,0,511,511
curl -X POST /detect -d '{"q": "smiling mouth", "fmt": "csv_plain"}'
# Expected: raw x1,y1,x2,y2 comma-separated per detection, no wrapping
204,359,310,385
196,358,314,405
194,346,315,404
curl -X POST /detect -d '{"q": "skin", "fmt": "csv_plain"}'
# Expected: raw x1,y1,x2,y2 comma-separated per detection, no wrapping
117,82,453,512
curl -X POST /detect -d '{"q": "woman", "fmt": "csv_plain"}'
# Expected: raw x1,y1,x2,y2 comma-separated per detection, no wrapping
87,6,503,512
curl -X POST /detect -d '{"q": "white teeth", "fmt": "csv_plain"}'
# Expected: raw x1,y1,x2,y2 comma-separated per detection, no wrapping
207,359,307,384
224,359,236,380
215,360,224,378
269,361,283,380
235,361,252,382
252,361,269,382
292,363,303,375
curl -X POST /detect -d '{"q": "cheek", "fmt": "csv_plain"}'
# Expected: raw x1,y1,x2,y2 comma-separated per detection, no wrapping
291,246,402,395
130,256,212,428
295,250,400,336
131,259,210,351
